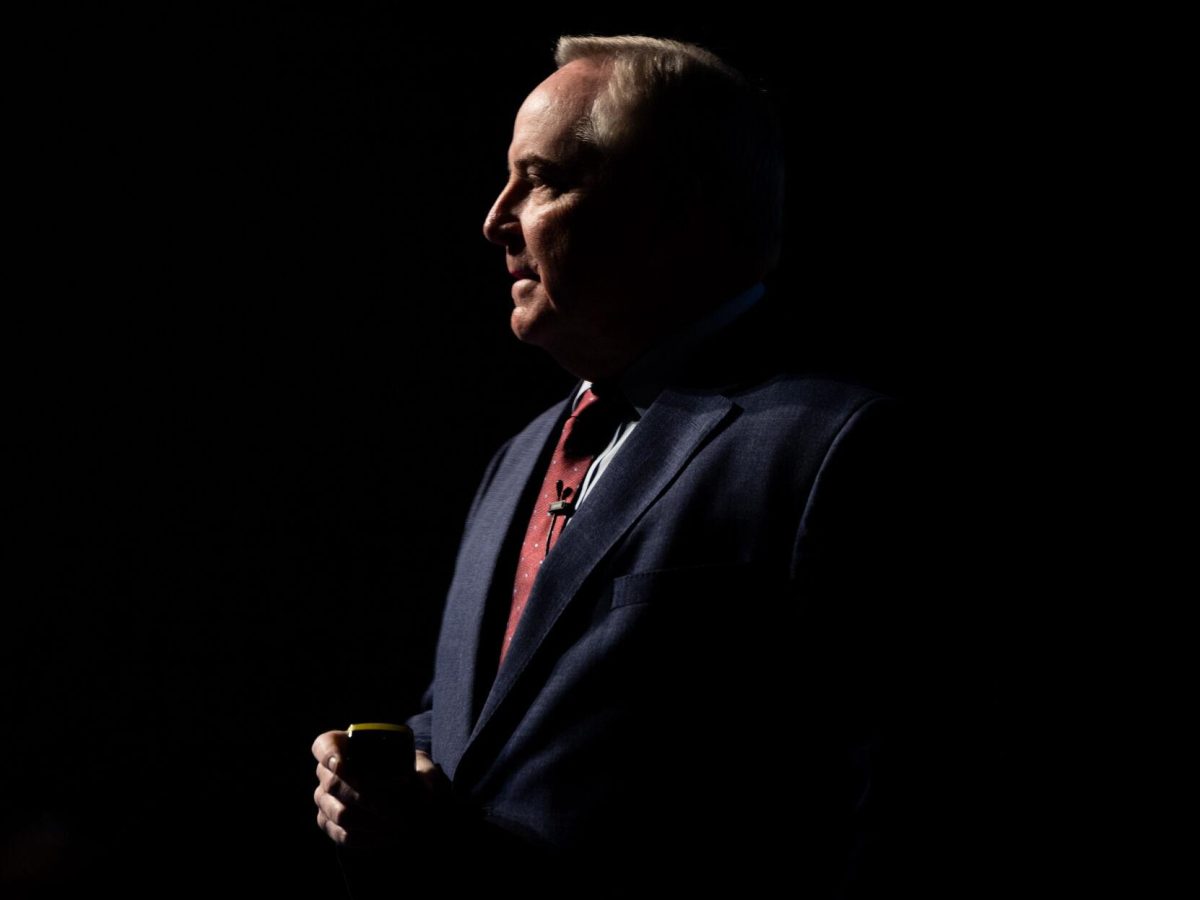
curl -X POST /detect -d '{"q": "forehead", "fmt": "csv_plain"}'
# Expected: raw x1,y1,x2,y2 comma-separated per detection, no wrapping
508,59,608,165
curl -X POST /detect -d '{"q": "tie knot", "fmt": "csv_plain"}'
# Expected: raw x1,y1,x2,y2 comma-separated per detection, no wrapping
563,386,625,458
572,387,602,418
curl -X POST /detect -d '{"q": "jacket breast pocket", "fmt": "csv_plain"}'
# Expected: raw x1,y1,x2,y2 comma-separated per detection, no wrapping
609,561,785,610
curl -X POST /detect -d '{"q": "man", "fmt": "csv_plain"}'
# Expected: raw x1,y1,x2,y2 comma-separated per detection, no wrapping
313,35,910,896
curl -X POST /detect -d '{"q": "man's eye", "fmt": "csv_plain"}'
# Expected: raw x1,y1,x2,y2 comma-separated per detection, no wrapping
528,172,564,193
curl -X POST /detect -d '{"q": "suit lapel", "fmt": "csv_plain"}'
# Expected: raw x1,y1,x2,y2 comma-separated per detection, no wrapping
465,388,738,750
434,398,567,773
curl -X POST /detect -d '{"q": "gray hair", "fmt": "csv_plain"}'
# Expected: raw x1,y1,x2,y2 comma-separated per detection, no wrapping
555,35,785,274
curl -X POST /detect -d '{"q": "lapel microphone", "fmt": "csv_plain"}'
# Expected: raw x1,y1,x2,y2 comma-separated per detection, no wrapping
548,479,575,518
545,480,575,557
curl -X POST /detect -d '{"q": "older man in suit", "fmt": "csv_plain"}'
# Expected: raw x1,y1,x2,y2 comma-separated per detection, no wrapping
312,35,911,896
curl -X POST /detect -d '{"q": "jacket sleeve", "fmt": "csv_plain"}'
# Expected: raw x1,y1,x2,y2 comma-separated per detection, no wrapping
788,393,971,894
783,394,918,894
405,684,433,756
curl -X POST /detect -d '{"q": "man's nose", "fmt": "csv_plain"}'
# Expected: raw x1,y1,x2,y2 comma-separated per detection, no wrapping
483,182,521,247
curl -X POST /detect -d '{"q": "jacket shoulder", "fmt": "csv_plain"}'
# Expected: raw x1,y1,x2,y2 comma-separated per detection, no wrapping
727,372,895,422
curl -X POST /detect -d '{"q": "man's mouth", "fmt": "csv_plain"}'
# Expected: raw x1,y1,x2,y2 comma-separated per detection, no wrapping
509,267,538,281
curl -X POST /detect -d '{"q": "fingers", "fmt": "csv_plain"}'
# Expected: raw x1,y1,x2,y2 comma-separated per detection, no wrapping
313,730,425,847
314,761,395,847
313,731,369,846
314,779,375,837
413,750,449,798
315,810,348,845
312,729,349,770
314,806,374,849
414,750,436,776
314,780,413,848
315,759,363,807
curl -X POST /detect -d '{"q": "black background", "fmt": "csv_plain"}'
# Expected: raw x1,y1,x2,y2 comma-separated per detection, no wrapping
4,7,1063,895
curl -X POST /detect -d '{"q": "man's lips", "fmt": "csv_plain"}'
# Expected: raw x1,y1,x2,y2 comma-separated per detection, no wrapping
509,268,538,281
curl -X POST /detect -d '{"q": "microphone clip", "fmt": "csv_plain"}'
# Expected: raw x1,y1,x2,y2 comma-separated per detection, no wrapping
548,479,576,519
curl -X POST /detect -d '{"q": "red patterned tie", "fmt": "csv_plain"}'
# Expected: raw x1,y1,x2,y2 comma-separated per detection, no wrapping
500,388,606,666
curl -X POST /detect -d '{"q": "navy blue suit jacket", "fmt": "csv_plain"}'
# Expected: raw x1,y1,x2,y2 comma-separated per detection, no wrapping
406,295,909,895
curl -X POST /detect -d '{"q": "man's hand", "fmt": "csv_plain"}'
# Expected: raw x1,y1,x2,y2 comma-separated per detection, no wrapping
312,730,445,849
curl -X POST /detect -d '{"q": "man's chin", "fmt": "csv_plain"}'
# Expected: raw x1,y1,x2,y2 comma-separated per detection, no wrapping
509,311,588,375
509,307,552,347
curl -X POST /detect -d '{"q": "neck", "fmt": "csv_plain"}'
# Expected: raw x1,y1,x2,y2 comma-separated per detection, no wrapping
560,274,763,381
568,281,766,395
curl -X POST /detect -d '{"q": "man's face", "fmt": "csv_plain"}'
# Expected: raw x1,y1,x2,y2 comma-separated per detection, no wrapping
482,60,664,378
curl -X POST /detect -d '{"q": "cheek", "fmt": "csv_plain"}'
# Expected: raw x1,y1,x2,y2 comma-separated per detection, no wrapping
529,200,629,306
533,208,573,259
525,214,576,296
